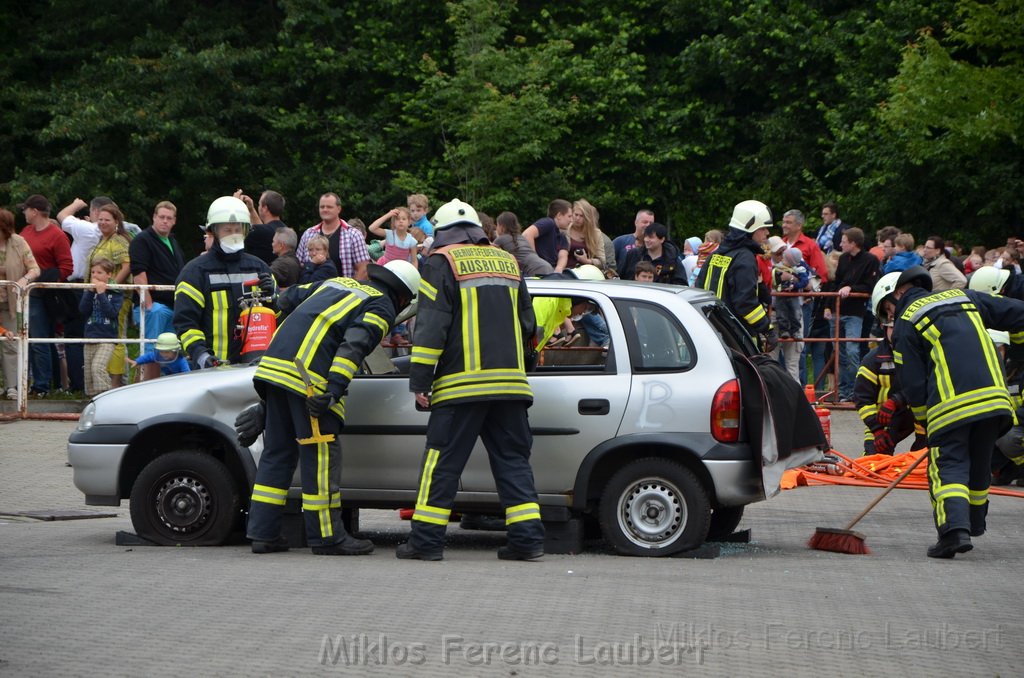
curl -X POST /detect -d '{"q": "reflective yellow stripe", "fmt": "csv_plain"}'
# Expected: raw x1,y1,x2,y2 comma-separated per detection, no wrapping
412,503,451,526
411,346,442,366
180,328,206,351
175,281,205,307
251,484,288,506
926,386,1014,433
302,492,341,509
432,382,533,405
928,446,943,524
316,437,332,539
416,448,440,508
329,356,358,382
857,365,878,385
743,304,766,326
363,312,389,337
418,279,437,301
434,368,528,390
211,289,229,362
968,489,988,506
505,502,541,525
461,287,482,373
297,295,361,366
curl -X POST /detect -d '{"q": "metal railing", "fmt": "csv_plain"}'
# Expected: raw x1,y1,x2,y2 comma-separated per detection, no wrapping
1,279,174,420
771,289,873,409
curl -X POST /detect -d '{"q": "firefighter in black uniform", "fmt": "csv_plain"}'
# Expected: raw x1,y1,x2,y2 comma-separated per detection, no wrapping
696,199,778,351
969,266,1024,483
239,260,420,554
855,277,926,455
397,198,544,561
174,196,275,368
875,265,1024,558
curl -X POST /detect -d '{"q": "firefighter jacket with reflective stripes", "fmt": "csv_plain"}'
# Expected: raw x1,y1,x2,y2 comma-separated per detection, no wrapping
173,245,272,364
410,243,536,406
892,286,1024,435
695,229,771,335
253,277,397,421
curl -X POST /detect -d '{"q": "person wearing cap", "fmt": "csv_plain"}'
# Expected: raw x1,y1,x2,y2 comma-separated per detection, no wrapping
873,265,1024,558
238,260,420,556
18,194,73,396
173,196,274,369
127,332,190,379
397,198,544,561
696,199,778,351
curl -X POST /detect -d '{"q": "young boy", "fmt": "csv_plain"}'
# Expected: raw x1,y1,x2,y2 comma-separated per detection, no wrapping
128,332,191,380
78,258,124,396
634,260,657,282
883,233,923,274
772,247,809,340
407,194,432,237
298,235,339,284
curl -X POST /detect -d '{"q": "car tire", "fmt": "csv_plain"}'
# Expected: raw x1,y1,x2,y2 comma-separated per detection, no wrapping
130,451,240,546
599,458,710,556
707,505,745,540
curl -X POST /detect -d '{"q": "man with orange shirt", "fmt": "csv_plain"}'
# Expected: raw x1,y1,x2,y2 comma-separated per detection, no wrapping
780,209,828,386
18,194,73,396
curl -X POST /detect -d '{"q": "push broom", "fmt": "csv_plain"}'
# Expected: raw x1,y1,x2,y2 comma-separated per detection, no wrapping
808,449,929,555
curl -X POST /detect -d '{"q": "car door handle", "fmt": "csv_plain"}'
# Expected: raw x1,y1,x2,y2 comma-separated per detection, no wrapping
578,399,609,415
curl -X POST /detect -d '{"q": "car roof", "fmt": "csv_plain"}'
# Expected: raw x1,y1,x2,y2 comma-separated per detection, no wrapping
525,278,720,306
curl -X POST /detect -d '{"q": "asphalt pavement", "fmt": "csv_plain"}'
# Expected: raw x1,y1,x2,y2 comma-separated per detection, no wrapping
1,413,1022,676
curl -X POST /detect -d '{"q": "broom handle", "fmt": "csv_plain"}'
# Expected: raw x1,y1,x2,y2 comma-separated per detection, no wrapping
842,449,930,531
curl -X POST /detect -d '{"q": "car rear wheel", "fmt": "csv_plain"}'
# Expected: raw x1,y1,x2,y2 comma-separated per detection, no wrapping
130,451,240,546
599,458,710,556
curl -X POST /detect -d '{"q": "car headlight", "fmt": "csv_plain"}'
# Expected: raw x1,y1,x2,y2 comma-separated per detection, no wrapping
77,402,97,431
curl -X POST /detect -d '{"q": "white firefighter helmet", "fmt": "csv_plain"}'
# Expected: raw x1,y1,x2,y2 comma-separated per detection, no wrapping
871,271,903,318
728,200,773,233
381,260,421,298
433,198,481,231
968,266,1010,296
206,196,251,229
571,264,605,281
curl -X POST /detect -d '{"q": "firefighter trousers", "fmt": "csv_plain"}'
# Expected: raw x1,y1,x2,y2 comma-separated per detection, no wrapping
409,401,545,553
927,415,1007,537
246,385,346,547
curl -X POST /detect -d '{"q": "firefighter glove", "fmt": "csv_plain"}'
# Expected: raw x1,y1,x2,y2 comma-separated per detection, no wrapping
257,272,277,303
196,351,221,369
235,401,266,447
877,397,901,426
762,326,779,353
873,429,895,456
306,392,335,418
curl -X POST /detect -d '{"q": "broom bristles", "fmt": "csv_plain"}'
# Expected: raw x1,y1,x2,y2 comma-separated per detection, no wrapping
808,527,871,555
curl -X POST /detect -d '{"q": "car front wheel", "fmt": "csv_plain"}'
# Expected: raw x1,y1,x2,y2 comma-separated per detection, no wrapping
129,451,240,546
599,458,710,556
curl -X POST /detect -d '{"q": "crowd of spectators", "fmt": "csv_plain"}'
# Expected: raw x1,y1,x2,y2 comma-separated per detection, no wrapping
1,187,1020,403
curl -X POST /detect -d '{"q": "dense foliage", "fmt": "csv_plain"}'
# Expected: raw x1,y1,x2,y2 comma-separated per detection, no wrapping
1,0,1020,253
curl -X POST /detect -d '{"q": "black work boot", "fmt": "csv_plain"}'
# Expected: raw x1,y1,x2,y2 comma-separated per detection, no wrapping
251,536,290,554
497,544,544,561
926,529,973,559
312,534,374,556
395,541,443,561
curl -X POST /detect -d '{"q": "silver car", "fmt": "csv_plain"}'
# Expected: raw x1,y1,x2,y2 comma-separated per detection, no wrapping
68,279,823,556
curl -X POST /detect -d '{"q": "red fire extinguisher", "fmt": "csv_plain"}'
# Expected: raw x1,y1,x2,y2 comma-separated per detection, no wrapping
805,385,832,447
237,280,277,362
